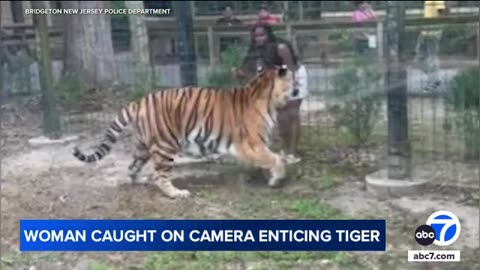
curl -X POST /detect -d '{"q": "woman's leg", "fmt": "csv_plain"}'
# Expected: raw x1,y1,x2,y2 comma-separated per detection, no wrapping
277,105,290,153
277,99,303,163
289,99,302,155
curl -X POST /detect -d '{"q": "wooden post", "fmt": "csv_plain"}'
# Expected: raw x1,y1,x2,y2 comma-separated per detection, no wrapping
208,26,215,67
377,21,384,59
31,0,61,139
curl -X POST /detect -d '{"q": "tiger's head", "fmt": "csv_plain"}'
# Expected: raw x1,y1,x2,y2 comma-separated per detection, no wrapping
251,64,294,108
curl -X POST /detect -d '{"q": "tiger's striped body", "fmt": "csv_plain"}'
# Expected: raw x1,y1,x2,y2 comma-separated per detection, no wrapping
73,65,294,199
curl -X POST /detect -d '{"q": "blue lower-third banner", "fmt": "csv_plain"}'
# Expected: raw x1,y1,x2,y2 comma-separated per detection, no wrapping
19,219,386,251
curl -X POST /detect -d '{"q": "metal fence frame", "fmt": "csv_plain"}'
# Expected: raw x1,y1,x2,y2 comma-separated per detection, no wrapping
1,8,479,167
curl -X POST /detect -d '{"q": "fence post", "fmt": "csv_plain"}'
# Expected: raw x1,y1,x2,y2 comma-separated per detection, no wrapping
0,2,3,97
207,26,215,68
286,23,292,40
298,1,304,21
173,0,198,86
477,5,480,160
376,21,383,59
31,0,61,139
384,1,411,179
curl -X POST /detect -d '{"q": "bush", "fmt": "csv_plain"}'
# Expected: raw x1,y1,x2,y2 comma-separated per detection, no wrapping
329,56,383,147
203,43,246,88
445,68,480,160
439,24,477,56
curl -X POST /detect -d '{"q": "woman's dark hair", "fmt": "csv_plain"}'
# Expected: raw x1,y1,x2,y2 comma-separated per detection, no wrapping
248,22,277,45
241,23,298,72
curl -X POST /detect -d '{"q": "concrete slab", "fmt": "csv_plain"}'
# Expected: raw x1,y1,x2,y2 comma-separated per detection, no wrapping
365,168,429,199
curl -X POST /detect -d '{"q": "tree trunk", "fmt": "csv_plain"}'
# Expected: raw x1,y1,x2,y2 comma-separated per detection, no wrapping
62,1,116,88
31,1,61,139
125,0,154,90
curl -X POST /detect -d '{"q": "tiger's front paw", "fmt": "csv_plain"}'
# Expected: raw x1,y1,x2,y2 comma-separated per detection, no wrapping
268,155,286,187
154,179,191,199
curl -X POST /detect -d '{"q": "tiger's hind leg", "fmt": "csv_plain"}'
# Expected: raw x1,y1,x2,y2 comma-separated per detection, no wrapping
235,144,286,188
150,150,191,199
128,141,151,183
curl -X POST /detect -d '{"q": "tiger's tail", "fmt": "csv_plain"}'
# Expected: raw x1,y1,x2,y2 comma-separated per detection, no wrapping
73,103,135,163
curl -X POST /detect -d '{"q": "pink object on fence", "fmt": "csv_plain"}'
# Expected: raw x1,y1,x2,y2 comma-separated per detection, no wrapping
352,8,376,23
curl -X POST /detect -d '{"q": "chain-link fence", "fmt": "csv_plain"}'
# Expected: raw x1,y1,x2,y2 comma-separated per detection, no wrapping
1,1,479,169
1,1,479,269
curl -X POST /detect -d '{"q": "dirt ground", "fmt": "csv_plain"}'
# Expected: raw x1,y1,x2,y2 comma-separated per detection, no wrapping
1,98,479,270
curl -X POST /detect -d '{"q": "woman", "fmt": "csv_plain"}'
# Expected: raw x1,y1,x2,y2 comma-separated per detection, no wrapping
233,23,308,164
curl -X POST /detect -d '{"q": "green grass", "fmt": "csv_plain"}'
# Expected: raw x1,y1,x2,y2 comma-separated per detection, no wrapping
302,173,344,191
89,262,115,270
312,117,471,163
231,192,351,220
287,198,349,220
143,250,360,270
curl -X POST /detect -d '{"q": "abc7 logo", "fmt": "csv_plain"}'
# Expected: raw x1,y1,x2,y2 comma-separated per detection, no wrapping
415,210,461,246
415,225,436,246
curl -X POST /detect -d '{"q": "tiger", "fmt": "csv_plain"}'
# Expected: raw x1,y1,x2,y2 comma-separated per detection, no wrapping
73,64,296,199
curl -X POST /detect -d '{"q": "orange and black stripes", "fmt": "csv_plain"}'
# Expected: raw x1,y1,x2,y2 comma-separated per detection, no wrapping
73,102,138,163
73,66,287,166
